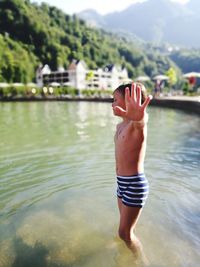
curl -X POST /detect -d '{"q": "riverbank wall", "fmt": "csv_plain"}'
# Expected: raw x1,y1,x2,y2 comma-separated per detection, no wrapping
150,96,200,115
0,96,200,115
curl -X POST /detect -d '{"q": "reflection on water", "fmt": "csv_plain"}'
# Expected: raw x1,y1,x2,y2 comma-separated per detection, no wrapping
0,102,200,267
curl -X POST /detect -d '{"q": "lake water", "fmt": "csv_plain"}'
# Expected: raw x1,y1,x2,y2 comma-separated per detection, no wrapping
0,101,199,267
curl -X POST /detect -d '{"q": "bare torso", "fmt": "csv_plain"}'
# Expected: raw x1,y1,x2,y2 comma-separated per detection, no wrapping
115,120,147,176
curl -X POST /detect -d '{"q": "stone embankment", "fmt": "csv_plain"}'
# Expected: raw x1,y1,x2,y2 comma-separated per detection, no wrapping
1,95,200,114
150,96,200,115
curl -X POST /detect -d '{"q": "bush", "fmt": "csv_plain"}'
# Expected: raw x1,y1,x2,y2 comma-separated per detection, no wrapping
0,85,41,98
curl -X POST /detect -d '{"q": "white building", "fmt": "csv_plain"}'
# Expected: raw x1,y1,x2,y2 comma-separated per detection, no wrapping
36,60,130,90
68,60,87,89
36,64,51,88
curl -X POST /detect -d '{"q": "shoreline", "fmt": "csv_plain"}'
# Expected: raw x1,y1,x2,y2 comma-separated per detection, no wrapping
0,95,200,114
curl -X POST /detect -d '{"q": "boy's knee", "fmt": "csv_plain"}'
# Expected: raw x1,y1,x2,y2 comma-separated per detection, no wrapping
118,227,131,242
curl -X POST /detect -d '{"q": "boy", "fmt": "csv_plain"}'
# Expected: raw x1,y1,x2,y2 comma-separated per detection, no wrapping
112,82,152,252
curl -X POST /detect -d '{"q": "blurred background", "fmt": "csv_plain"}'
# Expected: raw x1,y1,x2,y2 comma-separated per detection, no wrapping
1,0,200,97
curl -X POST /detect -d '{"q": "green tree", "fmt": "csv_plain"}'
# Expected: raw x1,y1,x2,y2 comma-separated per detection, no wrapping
166,67,177,87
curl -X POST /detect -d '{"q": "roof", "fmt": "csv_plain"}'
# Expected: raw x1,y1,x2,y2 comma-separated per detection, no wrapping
68,59,87,70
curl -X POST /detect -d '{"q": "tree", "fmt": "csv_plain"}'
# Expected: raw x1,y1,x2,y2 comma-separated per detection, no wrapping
166,67,177,88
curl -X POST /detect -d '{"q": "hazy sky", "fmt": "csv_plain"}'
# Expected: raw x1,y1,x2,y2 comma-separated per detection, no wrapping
32,0,190,15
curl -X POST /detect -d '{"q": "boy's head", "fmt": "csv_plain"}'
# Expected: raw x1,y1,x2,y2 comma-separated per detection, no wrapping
113,82,147,104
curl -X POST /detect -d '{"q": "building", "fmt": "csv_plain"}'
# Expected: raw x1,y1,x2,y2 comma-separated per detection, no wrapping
36,60,130,90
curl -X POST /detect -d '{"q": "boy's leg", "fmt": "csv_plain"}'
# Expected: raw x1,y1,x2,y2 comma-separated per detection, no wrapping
117,197,123,214
118,203,142,242
118,204,148,263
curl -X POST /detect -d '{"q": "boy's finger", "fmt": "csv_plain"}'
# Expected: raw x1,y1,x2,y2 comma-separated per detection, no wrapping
131,83,136,102
142,95,152,110
113,106,126,117
125,87,130,103
136,84,142,105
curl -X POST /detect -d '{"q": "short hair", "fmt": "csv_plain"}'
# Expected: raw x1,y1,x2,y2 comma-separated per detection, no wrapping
114,83,147,104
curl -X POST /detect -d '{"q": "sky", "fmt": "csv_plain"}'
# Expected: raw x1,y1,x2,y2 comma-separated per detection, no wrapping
32,0,190,15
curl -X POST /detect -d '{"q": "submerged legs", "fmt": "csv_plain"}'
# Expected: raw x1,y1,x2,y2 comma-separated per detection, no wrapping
117,198,149,265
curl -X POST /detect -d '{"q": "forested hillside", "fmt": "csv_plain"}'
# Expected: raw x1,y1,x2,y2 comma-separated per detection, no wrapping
0,0,178,83
170,49,200,73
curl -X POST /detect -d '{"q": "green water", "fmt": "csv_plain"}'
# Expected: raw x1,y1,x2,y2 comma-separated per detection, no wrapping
0,101,199,267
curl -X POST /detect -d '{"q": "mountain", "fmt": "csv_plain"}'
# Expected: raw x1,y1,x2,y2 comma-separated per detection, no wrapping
77,9,106,27
78,0,200,48
0,0,179,83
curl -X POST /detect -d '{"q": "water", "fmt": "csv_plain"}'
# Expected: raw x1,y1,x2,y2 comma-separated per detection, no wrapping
0,101,199,267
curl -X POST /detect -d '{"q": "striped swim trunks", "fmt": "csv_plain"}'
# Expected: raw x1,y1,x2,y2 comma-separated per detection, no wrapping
117,173,149,208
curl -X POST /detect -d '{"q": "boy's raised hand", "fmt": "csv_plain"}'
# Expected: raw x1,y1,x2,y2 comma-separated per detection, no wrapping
115,83,152,121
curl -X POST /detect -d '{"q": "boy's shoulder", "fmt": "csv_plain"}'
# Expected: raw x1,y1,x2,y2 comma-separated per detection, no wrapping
116,121,132,133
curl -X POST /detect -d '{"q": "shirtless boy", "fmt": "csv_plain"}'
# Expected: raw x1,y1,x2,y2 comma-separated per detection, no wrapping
112,82,152,251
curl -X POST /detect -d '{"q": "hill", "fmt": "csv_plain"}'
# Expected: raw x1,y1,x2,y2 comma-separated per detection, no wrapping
0,0,180,83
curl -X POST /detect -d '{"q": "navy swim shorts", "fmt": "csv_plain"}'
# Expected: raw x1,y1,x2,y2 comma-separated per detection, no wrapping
117,173,149,208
